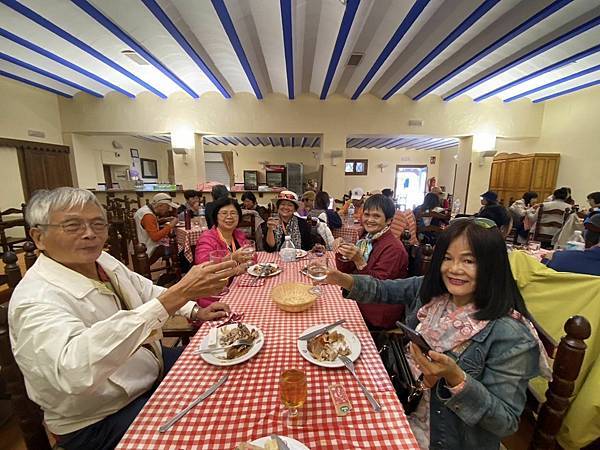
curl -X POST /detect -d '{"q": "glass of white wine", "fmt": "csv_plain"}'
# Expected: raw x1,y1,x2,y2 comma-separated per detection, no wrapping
209,250,232,296
306,254,328,295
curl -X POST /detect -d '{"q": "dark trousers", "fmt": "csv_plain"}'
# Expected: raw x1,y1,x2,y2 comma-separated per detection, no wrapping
58,346,184,450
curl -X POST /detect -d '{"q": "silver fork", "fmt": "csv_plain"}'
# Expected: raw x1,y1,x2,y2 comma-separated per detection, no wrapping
338,354,382,412
193,339,255,354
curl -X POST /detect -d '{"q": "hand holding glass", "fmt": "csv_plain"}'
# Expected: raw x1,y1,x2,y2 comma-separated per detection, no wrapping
307,255,328,295
209,250,232,295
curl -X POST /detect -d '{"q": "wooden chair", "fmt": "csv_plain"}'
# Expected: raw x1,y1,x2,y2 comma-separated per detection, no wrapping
415,210,449,245
238,213,256,240
0,251,52,450
401,230,434,276
505,315,591,450
0,204,30,254
531,205,569,248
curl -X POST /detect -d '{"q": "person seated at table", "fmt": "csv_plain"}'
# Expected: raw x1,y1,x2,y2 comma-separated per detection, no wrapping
545,214,600,276
297,191,315,217
10,187,237,450
340,187,365,221
306,191,337,250
177,189,202,220
382,188,394,199
325,217,548,449
413,193,448,245
261,191,313,252
334,194,408,329
241,191,258,210
584,191,600,224
205,184,230,229
509,191,539,243
431,186,450,209
195,197,256,306
477,204,513,239
479,191,498,213
134,193,179,265
526,187,571,237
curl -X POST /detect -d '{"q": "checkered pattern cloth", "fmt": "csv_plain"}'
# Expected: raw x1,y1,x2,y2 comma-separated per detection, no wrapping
117,252,419,450
332,223,364,244
175,226,207,262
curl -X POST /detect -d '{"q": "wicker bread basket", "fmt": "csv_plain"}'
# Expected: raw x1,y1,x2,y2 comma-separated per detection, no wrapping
271,282,318,313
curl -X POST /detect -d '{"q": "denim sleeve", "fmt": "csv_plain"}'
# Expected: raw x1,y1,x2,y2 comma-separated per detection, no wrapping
345,275,423,310
439,325,540,437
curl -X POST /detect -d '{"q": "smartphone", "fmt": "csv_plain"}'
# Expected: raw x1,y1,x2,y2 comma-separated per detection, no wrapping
396,321,432,353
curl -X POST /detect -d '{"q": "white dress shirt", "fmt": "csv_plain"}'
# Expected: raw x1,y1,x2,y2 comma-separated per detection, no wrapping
8,252,195,435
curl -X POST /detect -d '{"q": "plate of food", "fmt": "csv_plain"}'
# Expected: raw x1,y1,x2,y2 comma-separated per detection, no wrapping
197,323,264,367
236,436,310,449
297,325,361,368
295,249,308,259
247,263,282,277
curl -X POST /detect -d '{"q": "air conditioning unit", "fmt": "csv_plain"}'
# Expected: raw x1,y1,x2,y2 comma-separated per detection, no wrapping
171,147,189,155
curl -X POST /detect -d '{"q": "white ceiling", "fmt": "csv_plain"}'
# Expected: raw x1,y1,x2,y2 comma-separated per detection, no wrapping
1,0,599,103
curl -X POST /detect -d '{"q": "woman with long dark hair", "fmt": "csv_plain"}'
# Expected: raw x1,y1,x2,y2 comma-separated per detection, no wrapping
326,218,549,449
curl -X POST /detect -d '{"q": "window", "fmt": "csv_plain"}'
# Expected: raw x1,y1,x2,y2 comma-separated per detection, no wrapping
345,159,368,176
204,153,231,187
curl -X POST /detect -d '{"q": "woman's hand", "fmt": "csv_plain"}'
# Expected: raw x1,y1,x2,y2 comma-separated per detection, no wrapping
196,302,230,321
332,237,344,252
409,343,465,388
324,267,354,291
338,244,365,266
266,216,279,230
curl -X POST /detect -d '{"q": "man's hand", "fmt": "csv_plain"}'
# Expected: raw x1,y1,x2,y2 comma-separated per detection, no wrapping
197,302,230,322
169,217,179,228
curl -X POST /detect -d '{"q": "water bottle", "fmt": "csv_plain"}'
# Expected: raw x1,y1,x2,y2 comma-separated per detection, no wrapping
279,236,297,262
452,198,461,218
565,230,585,251
347,203,355,225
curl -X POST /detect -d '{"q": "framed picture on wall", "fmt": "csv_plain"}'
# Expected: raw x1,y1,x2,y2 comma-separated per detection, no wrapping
141,158,158,179
130,148,139,158
243,170,259,190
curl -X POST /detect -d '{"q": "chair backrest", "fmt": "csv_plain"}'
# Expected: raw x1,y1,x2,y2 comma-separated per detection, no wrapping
238,213,256,240
528,315,591,449
532,204,569,245
0,204,30,254
414,209,448,244
402,237,434,277
0,251,51,450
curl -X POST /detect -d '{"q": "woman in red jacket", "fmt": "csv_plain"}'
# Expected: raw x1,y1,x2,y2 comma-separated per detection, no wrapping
335,194,408,329
195,197,256,306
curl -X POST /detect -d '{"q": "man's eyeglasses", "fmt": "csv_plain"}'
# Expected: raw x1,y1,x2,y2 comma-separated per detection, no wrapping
451,216,497,229
36,220,109,235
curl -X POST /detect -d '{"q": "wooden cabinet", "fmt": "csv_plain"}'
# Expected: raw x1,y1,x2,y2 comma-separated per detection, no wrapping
489,153,560,206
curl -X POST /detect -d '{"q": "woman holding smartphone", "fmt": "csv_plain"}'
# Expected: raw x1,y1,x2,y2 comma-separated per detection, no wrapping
326,217,550,450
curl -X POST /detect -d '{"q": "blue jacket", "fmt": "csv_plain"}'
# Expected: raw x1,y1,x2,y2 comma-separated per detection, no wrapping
546,247,600,276
346,275,540,450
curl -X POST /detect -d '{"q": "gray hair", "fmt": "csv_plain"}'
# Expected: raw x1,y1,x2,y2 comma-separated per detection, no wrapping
25,187,105,227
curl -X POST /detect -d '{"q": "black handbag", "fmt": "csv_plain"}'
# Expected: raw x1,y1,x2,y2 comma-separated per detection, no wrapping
373,331,423,415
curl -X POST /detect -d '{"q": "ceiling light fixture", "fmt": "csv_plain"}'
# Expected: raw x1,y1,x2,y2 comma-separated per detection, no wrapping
121,49,149,65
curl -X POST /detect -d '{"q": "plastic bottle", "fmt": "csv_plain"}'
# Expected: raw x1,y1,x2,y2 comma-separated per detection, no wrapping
347,203,355,225
565,230,585,251
279,236,297,262
452,198,461,218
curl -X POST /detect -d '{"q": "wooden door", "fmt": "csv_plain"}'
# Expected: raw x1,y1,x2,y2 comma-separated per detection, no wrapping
531,155,559,200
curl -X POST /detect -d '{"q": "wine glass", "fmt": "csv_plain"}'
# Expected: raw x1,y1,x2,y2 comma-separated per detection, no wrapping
307,254,328,295
209,250,232,296
280,369,307,428
241,240,256,263
336,237,351,262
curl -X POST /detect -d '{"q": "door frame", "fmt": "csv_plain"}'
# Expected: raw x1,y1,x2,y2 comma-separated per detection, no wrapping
394,164,428,194
0,137,72,200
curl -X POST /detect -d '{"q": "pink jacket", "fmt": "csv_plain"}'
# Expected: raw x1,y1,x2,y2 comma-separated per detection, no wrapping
194,227,256,306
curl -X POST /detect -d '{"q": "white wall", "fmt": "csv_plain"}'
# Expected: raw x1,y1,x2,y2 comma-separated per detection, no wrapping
437,147,457,194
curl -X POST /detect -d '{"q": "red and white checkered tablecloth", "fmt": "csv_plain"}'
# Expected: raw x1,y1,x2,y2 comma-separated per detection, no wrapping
118,252,419,450
332,223,364,244
176,226,206,262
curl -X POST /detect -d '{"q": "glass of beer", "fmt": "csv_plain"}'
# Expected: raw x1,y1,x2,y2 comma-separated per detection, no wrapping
280,369,307,428
209,250,232,296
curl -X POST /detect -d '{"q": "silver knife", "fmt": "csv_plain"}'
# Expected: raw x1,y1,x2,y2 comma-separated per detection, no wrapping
158,374,228,432
298,319,346,341
271,433,291,450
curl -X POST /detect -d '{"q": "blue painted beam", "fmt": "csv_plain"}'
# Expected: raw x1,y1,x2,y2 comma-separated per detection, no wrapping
211,0,262,99
320,0,360,99
279,137,285,147
0,52,103,97
504,64,600,102
444,14,600,101
268,136,276,146
1,0,167,98
291,137,296,147
383,0,500,100
223,137,237,145
301,137,308,147
0,28,135,98
280,0,294,99
72,0,199,98
0,69,73,97
352,0,429,100
387,137,414,148
533,78,600,102
413,0,572,100
141,0,230,98
311,137,320,148
384,138,406,148
475,43,600,101
233,137,247,146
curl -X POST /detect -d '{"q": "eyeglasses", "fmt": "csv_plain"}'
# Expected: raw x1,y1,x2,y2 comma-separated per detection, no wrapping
451,216,497,229
36,220,109,235
217,211,238,217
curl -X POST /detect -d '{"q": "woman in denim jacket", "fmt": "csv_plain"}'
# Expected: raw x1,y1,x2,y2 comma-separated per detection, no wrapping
326,218,549,450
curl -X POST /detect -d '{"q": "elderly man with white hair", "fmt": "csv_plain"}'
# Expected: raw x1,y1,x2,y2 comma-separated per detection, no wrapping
9,187,238,450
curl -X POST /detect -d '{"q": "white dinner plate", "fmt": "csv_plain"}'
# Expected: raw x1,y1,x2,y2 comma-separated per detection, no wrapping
247,263,283,277
197,323,264,367
297,325,361,368
295,249,308,259
250,436,310,449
